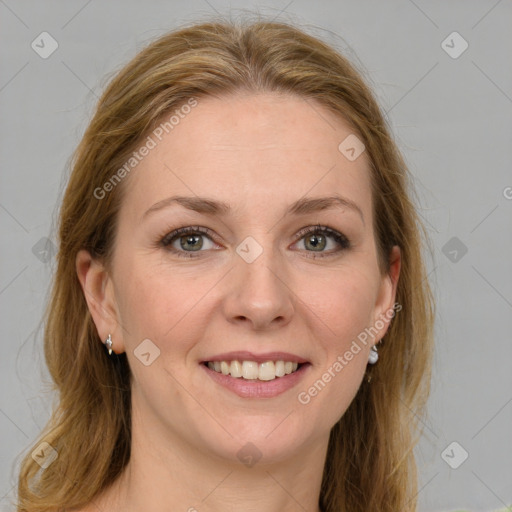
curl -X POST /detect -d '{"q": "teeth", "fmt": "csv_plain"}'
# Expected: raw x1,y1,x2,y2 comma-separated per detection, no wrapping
230,360,243,377
242,361,259,379
206,360,303,380
258,361,275,381
220,361,230,375
275,360,285,377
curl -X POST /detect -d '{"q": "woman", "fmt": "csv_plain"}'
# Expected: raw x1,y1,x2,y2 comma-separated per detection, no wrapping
16,17,434,512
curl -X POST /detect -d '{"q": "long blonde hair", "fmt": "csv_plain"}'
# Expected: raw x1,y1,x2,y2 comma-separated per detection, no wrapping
16,17,434,512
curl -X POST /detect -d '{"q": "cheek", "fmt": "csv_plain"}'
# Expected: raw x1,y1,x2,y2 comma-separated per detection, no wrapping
300,264,380,347
114,255,216,349
293,266,379,419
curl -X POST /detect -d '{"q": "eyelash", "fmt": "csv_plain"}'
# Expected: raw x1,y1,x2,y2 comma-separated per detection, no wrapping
159,224,351,259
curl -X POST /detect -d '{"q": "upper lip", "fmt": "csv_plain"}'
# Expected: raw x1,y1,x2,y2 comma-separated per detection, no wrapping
201,351,310,364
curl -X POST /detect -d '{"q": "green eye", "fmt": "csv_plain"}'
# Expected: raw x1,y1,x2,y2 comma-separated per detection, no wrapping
160,224,350,259
294,225,351,258
161,226,218,258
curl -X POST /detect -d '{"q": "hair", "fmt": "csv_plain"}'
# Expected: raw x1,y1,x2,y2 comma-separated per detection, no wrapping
16,16,434,512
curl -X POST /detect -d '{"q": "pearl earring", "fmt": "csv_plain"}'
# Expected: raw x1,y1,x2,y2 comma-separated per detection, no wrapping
368,345,378,365
105,334,113,355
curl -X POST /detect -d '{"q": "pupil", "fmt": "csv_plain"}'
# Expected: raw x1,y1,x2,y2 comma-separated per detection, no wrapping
181,234,202,251
308,234,325,251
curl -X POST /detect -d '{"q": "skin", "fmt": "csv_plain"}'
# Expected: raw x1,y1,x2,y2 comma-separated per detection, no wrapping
76,92,400,512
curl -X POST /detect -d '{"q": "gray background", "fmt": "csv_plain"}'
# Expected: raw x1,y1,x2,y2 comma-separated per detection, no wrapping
1,1,511,511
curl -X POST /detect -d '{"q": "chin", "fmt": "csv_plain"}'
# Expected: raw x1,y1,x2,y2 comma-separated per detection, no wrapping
200,416,314,465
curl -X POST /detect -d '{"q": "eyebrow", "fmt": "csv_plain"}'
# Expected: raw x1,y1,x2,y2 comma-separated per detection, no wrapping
142,194,364,224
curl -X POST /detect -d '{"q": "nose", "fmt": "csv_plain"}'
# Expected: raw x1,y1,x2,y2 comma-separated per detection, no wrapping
222,245,295,331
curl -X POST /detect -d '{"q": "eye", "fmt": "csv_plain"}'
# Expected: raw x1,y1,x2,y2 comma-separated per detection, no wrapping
160,226,219,258
292,224,350,258
159,224,350,259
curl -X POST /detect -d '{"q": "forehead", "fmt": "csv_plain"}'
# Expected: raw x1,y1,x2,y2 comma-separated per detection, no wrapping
119,92,373,221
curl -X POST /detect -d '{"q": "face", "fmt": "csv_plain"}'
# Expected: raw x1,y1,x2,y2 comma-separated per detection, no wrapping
79,92,400,465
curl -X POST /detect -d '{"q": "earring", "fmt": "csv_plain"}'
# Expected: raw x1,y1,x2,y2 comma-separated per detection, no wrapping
105,334,113,355
368,344,378,365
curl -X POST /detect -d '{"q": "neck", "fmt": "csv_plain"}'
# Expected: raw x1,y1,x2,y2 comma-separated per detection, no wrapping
95,411,328,512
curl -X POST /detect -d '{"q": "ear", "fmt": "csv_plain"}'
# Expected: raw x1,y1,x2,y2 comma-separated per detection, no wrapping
76,249,126,354
372,245,401,341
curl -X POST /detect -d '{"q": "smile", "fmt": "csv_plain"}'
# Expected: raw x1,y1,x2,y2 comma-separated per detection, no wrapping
201,360,311,399
205,360,302,381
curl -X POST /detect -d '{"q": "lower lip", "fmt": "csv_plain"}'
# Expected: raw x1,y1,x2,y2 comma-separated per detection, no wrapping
200,363,311,398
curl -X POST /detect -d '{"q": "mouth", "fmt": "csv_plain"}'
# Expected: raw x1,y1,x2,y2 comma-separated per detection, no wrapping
200,358,312,399
202,360,308,381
